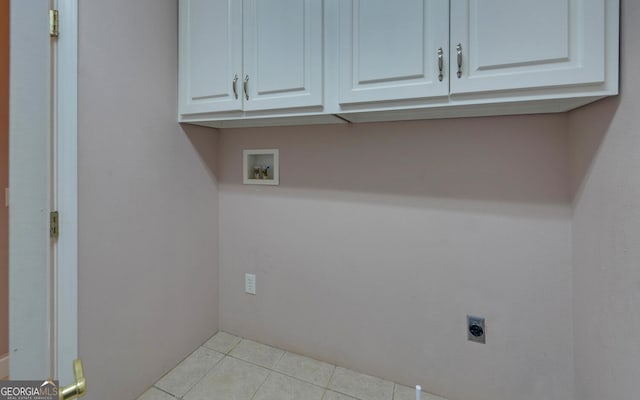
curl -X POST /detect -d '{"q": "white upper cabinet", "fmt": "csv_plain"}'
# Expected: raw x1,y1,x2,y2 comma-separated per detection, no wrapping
450,0,606,95
179,0,242,114
179,0,618,126
242,0,323,111
338,0,450,104
179,0,323,116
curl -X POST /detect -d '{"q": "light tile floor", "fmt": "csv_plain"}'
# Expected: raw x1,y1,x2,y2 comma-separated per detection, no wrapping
138,332,447,400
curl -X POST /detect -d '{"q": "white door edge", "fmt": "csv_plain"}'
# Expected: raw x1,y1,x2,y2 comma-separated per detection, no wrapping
9,0,52,379
53,0,78,386
9,0,78,383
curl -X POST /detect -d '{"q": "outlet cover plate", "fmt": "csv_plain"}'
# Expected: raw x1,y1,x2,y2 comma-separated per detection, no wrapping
245,273,256,295
467,315,485,343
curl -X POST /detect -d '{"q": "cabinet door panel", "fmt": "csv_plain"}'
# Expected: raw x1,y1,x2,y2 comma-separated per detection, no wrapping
179,0,242,114
242,0,323,111
450,0,605,95
339,0,449,104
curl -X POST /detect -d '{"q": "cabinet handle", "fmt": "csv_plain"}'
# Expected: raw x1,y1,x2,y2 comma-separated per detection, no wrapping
232,74,239,99
243,75,249,100
437,47,444,82
456,43,463,78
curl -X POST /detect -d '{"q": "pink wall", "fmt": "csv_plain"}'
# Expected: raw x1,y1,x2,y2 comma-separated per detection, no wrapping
0,0,9,358
71,1,635,399
218,115,574,400
569,1,640,399
77,0,219,398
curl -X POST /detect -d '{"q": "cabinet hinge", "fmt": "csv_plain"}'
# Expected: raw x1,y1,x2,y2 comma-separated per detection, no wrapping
50,211,59,240
50,9,59,38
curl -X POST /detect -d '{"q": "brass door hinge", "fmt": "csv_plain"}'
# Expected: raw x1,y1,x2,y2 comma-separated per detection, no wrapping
50,9,59,37
50,211,59,239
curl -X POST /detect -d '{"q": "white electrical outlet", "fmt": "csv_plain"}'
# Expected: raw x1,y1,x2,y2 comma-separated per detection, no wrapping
244,273,256,295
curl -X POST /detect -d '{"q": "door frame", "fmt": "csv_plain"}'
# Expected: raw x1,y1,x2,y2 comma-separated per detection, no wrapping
53,0,78,385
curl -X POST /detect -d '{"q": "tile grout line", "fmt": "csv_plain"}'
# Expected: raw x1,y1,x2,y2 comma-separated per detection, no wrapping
200,339,241,354
326,364,338,389
224,337,281,400
332,366,399,400
272,366,333,391
177,352,227,400
151,385,179,399
325,389,362,400
225,351,336,392
153,344,209,388
272,349,287,370
195,333,434,400
329,388,369,400
228,342,335,400
226,336,243,354
236,341,338,392
150,331,230,399
322,366,369,400
226,333,340,390
248,367,273,400
225,352,280,371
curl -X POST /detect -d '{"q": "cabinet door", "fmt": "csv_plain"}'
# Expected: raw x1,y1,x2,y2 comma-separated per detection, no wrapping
179,0,242,114
338,0,449,105
450,0,605,95
242,0,323,111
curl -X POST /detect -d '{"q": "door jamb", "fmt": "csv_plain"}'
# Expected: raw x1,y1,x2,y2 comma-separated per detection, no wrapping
53,0,78,385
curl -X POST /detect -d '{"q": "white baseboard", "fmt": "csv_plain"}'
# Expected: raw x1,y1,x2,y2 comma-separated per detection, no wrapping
0,354,8,378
